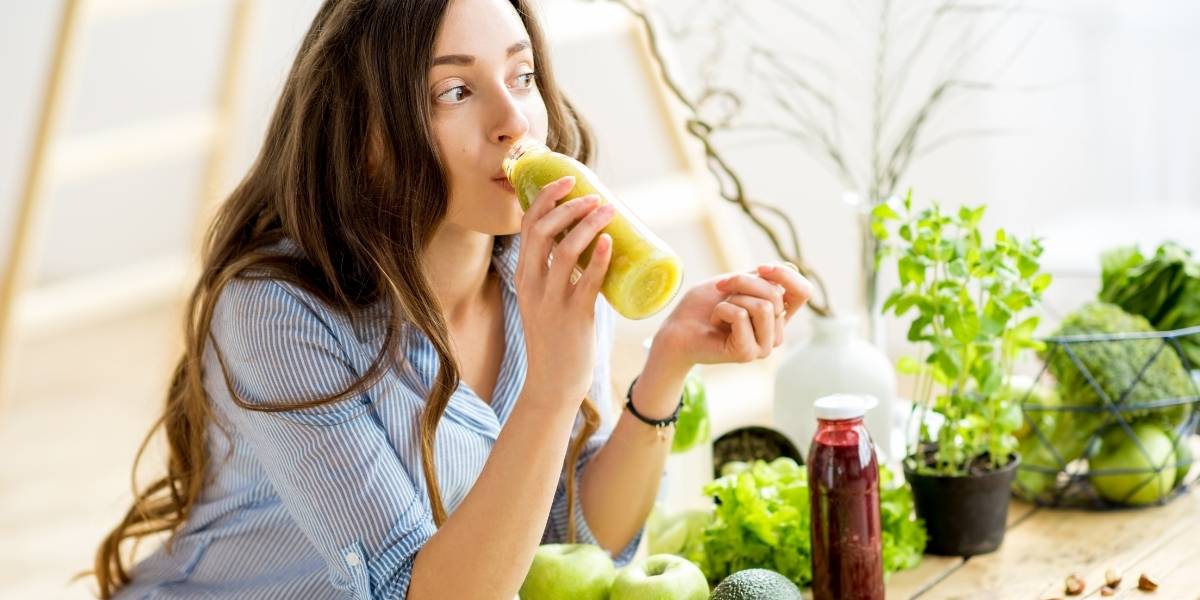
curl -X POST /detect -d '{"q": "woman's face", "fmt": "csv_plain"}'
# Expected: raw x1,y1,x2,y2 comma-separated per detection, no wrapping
429,0,549,236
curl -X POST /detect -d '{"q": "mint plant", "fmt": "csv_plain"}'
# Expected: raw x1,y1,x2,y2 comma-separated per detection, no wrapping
873,193,1052,475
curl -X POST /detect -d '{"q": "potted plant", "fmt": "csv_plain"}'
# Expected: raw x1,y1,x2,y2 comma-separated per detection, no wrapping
872,192,1052,556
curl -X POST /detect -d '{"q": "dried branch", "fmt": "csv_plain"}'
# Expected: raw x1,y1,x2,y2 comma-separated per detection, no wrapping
609,0,834,315
596,0,1046,320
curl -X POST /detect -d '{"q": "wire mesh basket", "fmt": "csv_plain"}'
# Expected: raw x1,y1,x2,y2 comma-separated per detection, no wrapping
1013,325,1200,508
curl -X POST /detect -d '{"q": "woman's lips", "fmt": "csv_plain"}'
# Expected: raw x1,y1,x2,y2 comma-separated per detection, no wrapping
493,177,515,193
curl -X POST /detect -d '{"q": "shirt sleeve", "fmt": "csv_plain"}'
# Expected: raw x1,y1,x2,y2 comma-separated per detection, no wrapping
208,277,435,599
540,298,652,566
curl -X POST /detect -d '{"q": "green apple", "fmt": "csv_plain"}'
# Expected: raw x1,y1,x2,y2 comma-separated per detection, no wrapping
672,371,710,454
610,554,709,600
1089,423,1176,506
1172,430,1194,489
520,544,615,600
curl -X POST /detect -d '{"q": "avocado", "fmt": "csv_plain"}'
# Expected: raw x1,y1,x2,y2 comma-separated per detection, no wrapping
710,569,802,600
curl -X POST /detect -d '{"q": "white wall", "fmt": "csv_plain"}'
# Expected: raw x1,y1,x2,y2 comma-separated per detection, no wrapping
0,0,329,286
645,0,1200,341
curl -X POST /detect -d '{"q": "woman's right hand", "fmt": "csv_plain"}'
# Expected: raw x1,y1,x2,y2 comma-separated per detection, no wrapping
514,175,615,408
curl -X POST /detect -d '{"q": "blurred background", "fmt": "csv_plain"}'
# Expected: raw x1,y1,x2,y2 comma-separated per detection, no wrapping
1,0,1198,597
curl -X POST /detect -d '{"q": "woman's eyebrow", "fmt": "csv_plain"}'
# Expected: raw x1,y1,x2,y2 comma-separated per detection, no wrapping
432,40,530,67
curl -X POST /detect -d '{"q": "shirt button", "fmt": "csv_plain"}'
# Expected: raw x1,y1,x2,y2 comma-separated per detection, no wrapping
345,552,361,567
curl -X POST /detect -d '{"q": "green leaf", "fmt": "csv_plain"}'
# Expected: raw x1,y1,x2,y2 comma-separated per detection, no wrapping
872,201,901,221
958,205,986,227
1017,253,1040,279
897,356,923,375
945,306,980,344
929,349,961,379
982,298,1013,336
881,289,904,314
1031,272,1052,294
894,292,920,315
898,255,926,286
873,219,892,240
948,259,968,278
907,315,933,342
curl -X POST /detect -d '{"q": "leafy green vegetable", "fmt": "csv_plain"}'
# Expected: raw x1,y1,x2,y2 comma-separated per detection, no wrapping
1017,302,1195,501
873,194,1050,475
879,467,928,573
1100,241,1200,369
682,457,925,588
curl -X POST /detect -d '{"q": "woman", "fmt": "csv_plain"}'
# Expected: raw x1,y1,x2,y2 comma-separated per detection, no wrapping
92,0,810,598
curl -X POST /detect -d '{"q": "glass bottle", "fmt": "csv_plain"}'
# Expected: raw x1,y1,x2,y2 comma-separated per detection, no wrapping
502,139,683,320
808,394,884,600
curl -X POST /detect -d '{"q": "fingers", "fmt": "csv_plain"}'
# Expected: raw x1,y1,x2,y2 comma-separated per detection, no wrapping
710,301,758,362
518,176,578,278
715,272,785,316
726,294,780,356
574,233,613,303
549,201,615,291
755,262,812,320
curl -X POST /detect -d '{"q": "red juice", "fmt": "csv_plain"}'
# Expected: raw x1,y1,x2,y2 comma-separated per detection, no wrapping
807,396,884,600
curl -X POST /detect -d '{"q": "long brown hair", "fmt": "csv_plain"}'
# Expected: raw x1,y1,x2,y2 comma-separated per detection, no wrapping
92,1,602,597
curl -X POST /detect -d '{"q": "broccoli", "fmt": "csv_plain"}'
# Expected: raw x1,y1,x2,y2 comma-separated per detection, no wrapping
1016,302,1195,501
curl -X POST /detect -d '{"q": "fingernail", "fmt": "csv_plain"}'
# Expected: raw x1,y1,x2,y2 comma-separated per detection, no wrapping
560,176,576,186
758,264,776,273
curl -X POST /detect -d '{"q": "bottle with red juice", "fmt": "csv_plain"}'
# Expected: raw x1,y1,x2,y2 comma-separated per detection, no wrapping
807,394,884,600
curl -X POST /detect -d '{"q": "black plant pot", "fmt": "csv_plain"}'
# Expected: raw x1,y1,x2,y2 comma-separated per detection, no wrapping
904,455,1020,557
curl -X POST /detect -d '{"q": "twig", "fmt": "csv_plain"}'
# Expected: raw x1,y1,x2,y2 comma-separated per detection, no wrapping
609,0,833,315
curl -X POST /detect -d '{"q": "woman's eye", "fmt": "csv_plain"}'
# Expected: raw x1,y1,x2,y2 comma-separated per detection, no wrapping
513,71,537,89
437,86,468,103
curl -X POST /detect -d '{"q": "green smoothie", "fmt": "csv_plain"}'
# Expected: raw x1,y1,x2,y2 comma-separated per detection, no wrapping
503,139,683,320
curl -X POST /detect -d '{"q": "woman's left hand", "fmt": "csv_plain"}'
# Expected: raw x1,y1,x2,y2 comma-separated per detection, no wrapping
648,262,813,375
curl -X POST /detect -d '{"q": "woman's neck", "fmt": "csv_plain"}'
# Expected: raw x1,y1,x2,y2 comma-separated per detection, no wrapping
423,222,498,323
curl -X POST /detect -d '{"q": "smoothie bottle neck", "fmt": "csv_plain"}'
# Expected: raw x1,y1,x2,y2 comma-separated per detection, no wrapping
502,138,550,179
817,416,864,430
813,416,872,449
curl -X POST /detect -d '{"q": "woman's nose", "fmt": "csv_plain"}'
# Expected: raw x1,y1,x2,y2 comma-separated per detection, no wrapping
491,90,531,146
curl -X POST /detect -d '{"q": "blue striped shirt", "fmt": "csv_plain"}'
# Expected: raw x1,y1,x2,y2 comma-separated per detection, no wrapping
117,235,644,599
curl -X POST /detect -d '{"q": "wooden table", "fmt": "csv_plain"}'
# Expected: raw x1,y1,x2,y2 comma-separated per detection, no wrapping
884,486,1200,599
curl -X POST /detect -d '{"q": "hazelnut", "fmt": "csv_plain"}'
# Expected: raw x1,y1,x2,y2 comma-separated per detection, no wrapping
1065,574,1085,595
1138,572,1158,592
1105,568,1122,588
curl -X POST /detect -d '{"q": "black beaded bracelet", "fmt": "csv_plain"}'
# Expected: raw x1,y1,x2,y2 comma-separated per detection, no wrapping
624,376,684,439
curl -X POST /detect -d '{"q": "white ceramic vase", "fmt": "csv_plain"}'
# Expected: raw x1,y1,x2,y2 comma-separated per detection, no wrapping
773,315,903,461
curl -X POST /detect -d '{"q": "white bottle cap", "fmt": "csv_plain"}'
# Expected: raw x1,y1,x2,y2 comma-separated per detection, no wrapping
814,394,877,421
